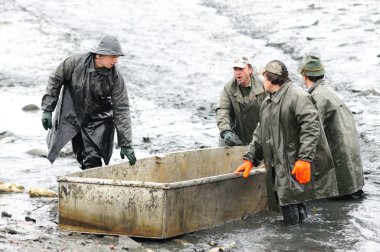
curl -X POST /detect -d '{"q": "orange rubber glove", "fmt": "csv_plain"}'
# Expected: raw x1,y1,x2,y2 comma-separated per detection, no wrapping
291,160,311,184
234,160,253,179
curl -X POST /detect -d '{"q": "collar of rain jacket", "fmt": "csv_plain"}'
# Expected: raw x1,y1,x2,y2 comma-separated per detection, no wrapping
307,78,325,94
77,53,96,73
233,74,265,103
266,81,291,104
87,54,96,73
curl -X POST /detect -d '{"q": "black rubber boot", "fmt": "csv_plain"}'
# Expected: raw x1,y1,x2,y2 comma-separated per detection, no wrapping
351,189,364,200
281,204,299,225
77,154,87,170
297,203,308,223
83,156,102,169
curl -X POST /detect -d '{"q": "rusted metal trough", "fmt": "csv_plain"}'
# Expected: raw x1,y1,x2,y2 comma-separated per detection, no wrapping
57,146,267,239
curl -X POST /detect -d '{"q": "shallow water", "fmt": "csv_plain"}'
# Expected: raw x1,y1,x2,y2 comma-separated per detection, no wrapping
0,0,379,251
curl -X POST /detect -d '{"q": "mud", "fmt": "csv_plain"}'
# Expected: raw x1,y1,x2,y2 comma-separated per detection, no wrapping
0,0,379,251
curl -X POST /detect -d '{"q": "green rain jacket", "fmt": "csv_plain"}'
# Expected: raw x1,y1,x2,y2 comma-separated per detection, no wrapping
215,74,266,145
308,79,364,195
41,52,132,164
244,81,338,208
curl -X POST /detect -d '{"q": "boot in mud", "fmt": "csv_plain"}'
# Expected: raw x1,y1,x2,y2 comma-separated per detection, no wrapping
351,189,364,200
82,156,102,170
79,156,102,170
281,204,299,225
78,159,86,170
297,203,308,223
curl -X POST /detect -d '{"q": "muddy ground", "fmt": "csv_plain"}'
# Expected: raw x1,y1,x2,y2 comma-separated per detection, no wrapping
1,0,380,251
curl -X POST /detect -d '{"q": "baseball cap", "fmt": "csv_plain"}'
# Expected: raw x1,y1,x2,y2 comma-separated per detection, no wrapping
232,56,251,68
263,60,285,75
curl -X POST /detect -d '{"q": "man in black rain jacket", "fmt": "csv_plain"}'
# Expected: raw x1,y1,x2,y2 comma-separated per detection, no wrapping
41,35,136,169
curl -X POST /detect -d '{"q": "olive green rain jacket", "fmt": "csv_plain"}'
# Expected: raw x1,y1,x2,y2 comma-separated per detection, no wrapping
308,79,364,195
215,74,266,145
244,82,338,208
41,53,132,164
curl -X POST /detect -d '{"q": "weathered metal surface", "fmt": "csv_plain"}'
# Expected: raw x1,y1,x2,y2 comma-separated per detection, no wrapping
57,146,267,238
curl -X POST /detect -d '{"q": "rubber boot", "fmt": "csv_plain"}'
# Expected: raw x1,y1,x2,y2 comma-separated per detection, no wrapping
77,154,86,170
351,189,364,200
83,156,102,170
281,204,299,225
297,203,308,223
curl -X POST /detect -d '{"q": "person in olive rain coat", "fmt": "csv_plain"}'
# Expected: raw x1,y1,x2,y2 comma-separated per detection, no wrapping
301,55,364,198
215,56,266,146
235,60,338,225
41,35,136,169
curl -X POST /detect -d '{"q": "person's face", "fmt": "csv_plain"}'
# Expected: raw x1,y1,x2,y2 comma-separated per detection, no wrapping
95,55,120,68
233,65,252,86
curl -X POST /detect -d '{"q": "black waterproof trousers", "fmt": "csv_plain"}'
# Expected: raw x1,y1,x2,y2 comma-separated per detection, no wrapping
72,119,114,169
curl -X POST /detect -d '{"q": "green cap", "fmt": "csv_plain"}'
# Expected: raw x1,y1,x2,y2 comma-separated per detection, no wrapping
300,55,325,76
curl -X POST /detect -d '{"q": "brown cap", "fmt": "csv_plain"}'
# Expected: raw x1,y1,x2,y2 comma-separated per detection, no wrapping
262,60,284,75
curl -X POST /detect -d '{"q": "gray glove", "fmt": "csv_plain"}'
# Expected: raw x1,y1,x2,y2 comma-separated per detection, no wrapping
41,111,52,130
221,130,243,146
120,146,136,165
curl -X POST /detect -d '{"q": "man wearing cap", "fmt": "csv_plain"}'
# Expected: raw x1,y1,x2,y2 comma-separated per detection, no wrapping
215,56,266,146
41,35,136,169
300,55,364,198
235,60,338,225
